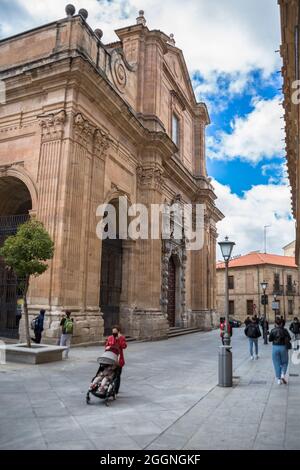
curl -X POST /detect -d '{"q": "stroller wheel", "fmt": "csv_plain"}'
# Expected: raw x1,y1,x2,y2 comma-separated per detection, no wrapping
113,393,116,400
105,399,109,407
86,393,91,404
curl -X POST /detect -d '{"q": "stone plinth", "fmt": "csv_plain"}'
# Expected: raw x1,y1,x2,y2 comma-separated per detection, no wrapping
4,343,66,364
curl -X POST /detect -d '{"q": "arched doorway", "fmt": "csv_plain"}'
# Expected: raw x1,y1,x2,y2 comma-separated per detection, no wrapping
0,176,32,338
167,256,176,327
100,199,123,336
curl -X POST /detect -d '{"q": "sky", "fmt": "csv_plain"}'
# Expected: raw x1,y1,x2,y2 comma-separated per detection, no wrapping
0,0,295,258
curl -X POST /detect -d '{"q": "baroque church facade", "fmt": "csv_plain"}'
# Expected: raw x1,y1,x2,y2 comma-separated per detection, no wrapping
0,6,223,343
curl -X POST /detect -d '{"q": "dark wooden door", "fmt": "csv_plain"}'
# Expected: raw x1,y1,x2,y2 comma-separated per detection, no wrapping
167,257,176,327
100,239,123,336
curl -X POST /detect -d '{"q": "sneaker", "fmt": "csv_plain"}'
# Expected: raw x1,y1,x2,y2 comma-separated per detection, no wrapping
255,355,259,360
281,377,288,385
250,356,254,361
277,379,282,385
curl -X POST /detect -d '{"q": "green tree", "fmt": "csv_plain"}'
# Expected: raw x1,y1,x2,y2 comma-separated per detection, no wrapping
0,220,54,347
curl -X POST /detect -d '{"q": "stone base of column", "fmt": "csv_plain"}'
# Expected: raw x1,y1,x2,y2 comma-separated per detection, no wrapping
187,309,218,330
120,307,169,340
19,308,104,345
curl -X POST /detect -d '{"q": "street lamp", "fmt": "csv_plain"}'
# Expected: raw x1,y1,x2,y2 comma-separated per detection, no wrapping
260,281,268,345
218,236,235,387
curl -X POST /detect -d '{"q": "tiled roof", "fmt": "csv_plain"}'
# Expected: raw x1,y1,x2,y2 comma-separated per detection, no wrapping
217,252,298,269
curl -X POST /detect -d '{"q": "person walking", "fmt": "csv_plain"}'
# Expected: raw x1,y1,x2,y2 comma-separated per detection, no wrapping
289,317,300,350
220,317,232,345
245,317,261,360
105,325,127,394
60,311,74,358
269,317,292,385
31,309,45,344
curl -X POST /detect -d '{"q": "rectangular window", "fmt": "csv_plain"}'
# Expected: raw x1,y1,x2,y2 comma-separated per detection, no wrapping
229,300,235,316
172,113,180,148
287,275,293,287
247,300,254,316
228,276,234,290
288,299,293,316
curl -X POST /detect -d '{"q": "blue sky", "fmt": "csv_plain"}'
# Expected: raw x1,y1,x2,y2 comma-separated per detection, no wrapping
0,0,295,255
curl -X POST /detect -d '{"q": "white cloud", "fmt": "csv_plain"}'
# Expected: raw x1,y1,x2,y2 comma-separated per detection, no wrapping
208,97,284,163
214,179,295,258
1,0,281,80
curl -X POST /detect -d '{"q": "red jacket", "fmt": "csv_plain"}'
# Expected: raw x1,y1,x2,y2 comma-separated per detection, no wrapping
105,335,127,368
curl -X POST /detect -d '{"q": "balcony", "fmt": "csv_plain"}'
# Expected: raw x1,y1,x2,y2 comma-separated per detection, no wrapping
286,285,297,296
273,284,284,296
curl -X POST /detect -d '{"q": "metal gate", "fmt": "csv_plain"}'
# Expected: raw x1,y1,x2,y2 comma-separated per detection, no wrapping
0,214,29,338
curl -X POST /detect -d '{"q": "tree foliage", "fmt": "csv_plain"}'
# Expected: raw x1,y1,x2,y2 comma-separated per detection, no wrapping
0,220,54,347
0,220,54,278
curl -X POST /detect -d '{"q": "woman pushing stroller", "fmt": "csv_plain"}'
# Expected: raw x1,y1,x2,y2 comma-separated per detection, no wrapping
105,325,127,394
86,325,127,406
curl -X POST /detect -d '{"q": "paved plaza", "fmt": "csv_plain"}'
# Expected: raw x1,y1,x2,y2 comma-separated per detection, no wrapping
0,328,299,450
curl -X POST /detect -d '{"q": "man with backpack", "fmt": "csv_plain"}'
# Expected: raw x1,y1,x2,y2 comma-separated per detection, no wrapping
31,309,45,344
60,311,74,358
245,316,261,360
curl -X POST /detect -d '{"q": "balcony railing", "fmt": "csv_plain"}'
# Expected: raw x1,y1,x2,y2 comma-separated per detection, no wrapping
273,284,284,296
286,285,297,296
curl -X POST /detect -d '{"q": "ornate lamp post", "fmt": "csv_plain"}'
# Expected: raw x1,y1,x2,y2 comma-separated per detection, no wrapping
218,236,235,387
260,280,268,345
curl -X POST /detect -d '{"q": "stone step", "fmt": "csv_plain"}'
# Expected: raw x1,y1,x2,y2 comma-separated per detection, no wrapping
168,327,202,338
125,335,136,342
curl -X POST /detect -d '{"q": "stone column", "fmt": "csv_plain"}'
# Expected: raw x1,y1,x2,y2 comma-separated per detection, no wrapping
21,110,69,343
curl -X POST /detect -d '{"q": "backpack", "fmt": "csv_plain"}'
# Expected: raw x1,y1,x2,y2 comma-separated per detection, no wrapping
30,316,39,330
64,318,73,334
246,323,261,339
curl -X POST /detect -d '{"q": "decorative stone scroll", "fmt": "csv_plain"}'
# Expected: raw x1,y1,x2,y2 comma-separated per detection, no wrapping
137,165,164,192
38,110,66,142
73,113,112,158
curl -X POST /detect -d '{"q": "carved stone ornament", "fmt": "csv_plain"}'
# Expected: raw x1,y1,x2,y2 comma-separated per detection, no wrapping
72,113,112,158
137,165,164,191
38,110,66,141
110,50,128,94
161,208,187,326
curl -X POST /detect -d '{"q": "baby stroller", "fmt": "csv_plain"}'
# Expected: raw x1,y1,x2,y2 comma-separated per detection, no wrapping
86,350,120,406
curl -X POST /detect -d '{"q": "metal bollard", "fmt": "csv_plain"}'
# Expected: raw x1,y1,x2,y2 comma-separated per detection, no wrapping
218,345,233,387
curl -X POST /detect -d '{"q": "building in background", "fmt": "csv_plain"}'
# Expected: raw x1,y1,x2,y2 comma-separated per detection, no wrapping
217,252,300,322
283,240,296,257
279,0,300,264
0,7,223,343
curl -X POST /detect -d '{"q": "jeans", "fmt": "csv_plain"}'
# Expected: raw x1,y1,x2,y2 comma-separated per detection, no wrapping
272,345,289,379
60,333,72,357
114,367,122,394
249,338,258,356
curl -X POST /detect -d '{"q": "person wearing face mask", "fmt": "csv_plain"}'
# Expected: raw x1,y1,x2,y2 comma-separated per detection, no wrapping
105,325,127,394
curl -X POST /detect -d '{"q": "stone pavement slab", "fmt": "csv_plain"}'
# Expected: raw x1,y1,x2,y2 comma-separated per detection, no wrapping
0,328,299,450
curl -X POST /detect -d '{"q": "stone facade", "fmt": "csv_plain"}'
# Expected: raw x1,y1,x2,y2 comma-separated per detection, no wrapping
0,8,223,343
279,0,300,264
217,256,300,323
